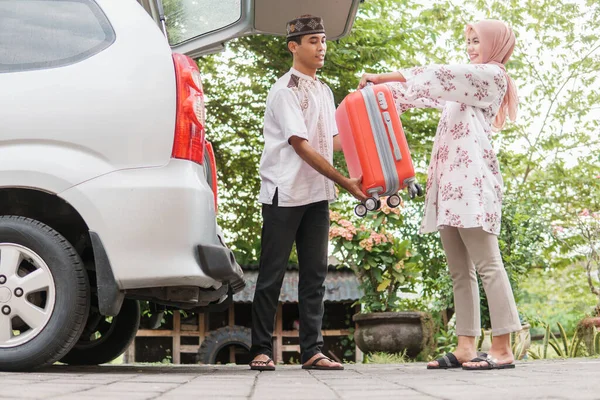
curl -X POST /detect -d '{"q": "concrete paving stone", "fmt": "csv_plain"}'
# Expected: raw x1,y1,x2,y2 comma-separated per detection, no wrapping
170,383,253,390
0,379,43,385
0,391,40,400
35,379,122,386
339,395,438,400
254,387,319,393
325,382,399,388
418,387,517,400
0,385,96,398
50,394,158,400
189,378,256,384
122,375,203,384
0,359,599,399
84,382,180,393
0,375,56,382
161,389,252,398
162,384,253,393
253,385,331,392
176,382,255,389
250,395,339,400
335,389,423,396
157,397,249,400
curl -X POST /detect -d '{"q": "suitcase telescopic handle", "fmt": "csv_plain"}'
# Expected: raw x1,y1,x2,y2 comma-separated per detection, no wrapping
382,112,402,161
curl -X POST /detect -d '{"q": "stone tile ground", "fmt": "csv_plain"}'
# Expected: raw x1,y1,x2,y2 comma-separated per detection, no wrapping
0,359,598,399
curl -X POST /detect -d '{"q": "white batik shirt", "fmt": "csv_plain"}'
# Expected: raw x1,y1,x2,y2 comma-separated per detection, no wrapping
386,64,508,235
258,67,338,207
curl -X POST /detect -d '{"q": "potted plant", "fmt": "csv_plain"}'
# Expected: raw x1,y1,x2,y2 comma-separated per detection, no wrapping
329,198,432,357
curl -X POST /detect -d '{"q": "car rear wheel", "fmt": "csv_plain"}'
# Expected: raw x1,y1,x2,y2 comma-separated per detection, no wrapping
0,216,90,371
60,298,140,365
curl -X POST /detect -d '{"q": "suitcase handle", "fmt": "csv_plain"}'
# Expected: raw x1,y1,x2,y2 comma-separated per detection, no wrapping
382,111,402,161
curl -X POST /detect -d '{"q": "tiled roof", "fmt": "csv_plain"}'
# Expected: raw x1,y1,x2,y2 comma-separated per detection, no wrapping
233,270,362,303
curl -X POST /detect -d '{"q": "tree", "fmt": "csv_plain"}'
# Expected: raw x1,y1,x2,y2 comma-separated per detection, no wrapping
194,0,600,324
197,0,446,264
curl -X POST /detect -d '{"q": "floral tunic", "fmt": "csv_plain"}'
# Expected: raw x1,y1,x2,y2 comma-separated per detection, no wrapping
386,64,507,235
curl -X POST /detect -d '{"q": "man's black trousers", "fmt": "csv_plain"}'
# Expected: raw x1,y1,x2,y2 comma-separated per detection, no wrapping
250,193,329,364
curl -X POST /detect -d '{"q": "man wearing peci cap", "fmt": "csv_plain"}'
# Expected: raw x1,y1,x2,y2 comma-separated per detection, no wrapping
249,15,366,371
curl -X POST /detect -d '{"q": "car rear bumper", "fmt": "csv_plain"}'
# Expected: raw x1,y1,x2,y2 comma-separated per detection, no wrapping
197,236,245,293
59,159,244,291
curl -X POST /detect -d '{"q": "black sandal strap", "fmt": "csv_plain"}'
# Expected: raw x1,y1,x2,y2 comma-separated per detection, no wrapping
437,352,459,367
467,356,497,367
484,357,498,368
311,356,331,366
468,356,487,363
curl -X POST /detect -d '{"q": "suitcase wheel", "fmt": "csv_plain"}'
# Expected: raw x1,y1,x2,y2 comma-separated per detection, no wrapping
365,197,380,212
354,204,368,218
386,194,402,208
416,183,424,197
407,182,423,199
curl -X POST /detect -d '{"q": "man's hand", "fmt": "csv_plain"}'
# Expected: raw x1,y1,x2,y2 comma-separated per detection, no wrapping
343,176,367,202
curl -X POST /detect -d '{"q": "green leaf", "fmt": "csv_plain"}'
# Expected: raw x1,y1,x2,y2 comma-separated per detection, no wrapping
380,255,394,264
549,330,565,358
373,213,385,228
548,340,565,358
570,330,582,358
557,322,569,355
543,324,550,359
377,279,391,292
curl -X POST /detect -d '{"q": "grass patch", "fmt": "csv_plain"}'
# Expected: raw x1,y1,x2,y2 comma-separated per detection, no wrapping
363,351,410,364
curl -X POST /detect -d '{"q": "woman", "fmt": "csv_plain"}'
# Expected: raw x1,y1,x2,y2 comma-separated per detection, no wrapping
358,20,521,370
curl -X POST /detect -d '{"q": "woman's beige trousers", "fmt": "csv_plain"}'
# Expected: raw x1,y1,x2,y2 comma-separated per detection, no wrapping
439,226,521,336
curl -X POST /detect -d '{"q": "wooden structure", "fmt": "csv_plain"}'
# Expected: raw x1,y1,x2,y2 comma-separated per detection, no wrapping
125,266,363,364
125,303,362,364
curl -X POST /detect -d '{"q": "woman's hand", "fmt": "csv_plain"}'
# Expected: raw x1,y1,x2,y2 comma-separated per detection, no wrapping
358,73,380,89
358,72,407,89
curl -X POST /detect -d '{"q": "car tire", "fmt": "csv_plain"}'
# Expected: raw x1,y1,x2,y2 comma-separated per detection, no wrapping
197,326,251,364
0,216,90,371
60,298,140,365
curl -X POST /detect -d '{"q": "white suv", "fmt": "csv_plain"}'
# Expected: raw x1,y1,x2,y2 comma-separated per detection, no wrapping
0,0,360,371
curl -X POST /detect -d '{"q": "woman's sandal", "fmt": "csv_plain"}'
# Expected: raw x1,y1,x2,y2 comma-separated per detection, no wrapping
249,357,276,371
427,352,462,369
301,356,344,370
462,356,515,370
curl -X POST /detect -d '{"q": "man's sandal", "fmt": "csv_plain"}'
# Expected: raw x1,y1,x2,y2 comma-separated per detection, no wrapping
301,356,344,370
462,356,515,370
427,352,462,369
249,357,276,371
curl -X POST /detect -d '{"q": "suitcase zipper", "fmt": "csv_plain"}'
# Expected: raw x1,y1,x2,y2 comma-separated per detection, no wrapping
361,86,400,196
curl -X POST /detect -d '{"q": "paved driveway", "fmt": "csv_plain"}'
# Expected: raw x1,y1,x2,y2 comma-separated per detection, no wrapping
0,359,598,399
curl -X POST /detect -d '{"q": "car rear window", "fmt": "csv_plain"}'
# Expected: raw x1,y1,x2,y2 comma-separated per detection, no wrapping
0,0,115,73
165,0,242,46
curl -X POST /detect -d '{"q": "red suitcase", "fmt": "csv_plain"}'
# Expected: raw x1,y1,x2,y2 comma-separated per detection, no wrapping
335,83,422,216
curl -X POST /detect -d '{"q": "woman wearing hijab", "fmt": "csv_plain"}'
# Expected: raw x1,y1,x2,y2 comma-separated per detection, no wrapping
358,20,520,370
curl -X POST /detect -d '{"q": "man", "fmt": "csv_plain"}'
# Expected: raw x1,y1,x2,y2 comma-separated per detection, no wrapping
249,15,366,371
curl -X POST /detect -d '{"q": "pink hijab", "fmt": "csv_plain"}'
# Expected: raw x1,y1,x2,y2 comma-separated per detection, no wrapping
465,20,518,130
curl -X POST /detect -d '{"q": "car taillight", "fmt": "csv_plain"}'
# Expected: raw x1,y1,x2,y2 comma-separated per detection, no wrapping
172,53,205,164
204,140,219,213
